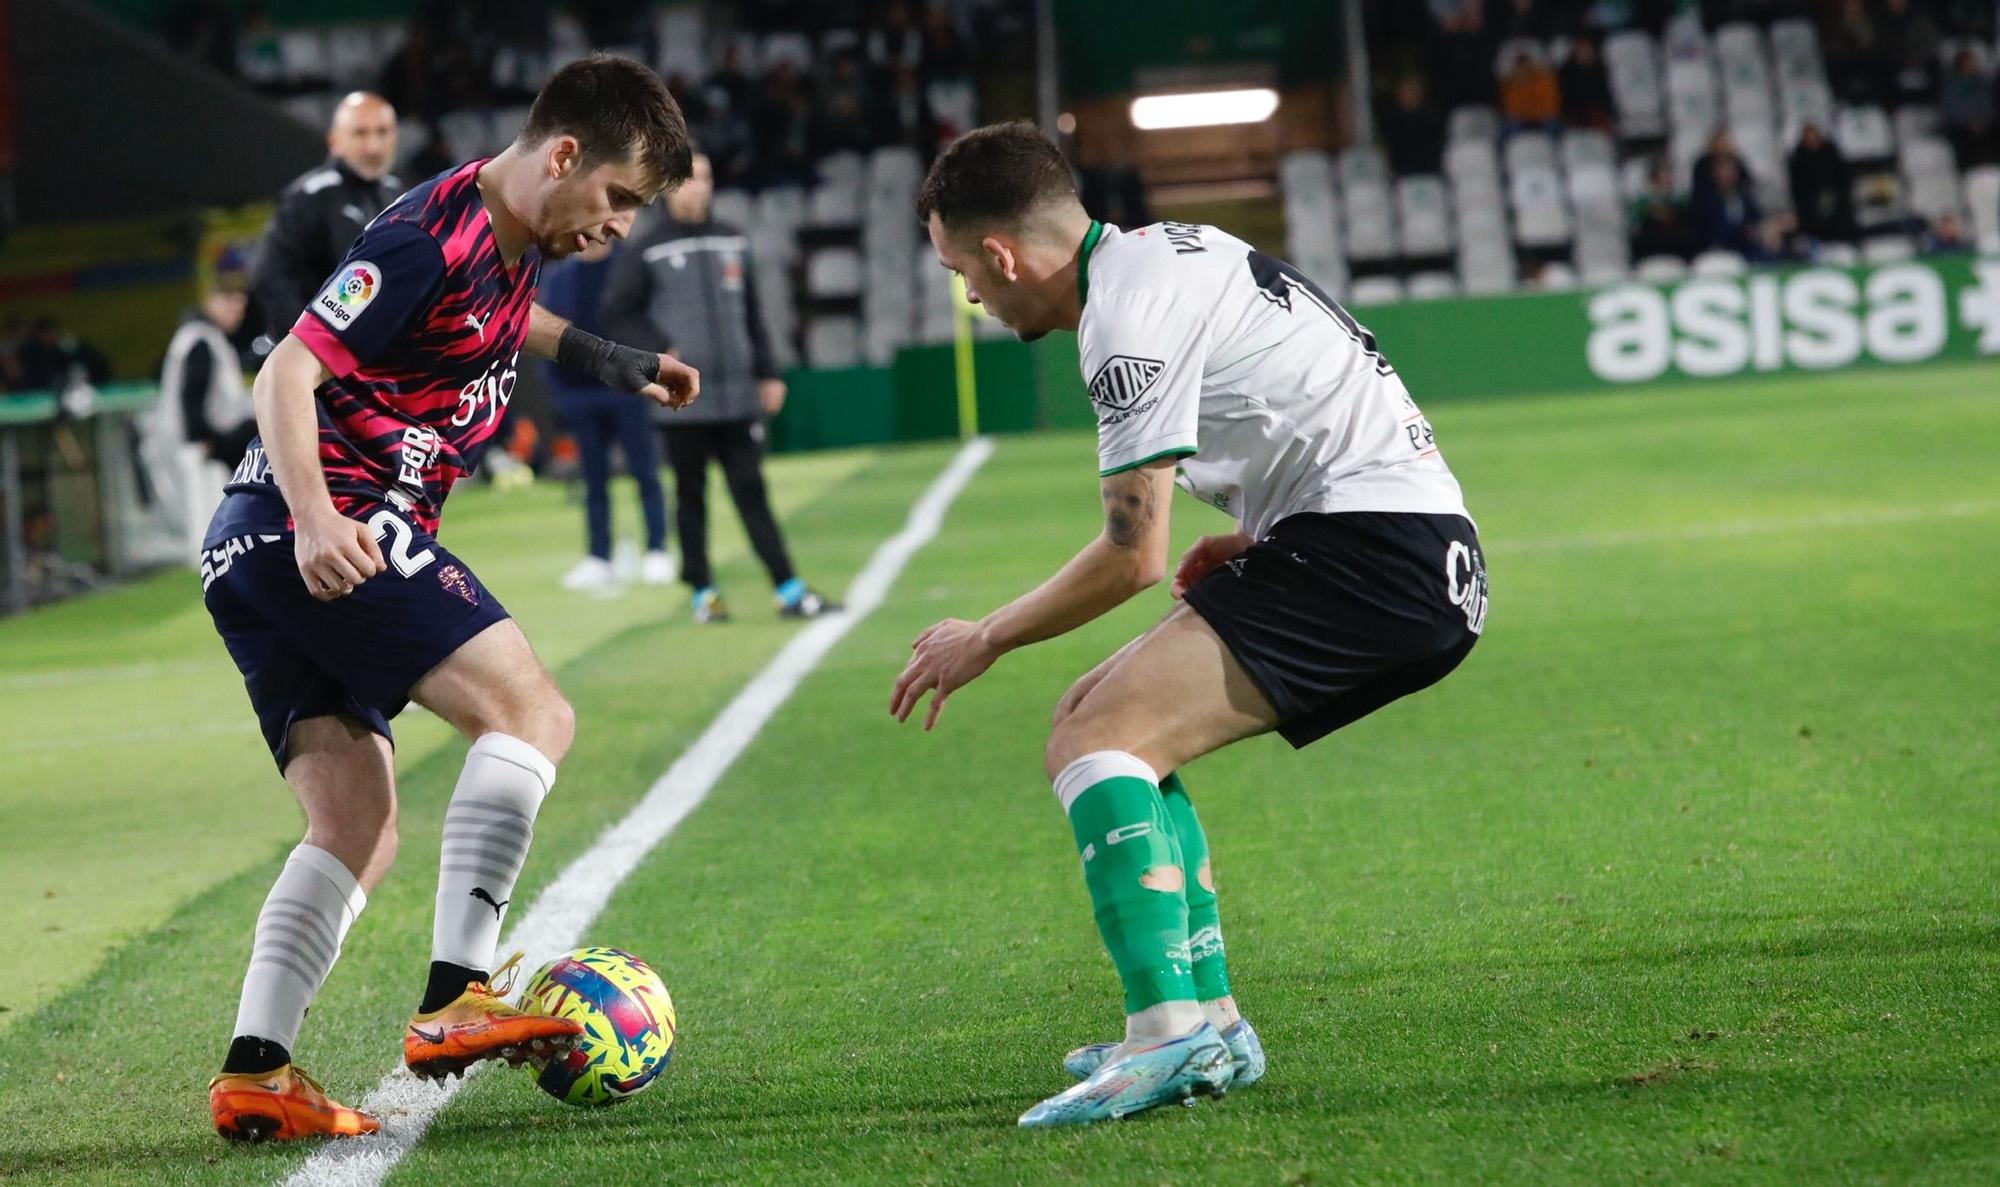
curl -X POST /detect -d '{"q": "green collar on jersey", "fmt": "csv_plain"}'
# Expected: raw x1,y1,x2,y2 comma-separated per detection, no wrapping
1077,220,1106,307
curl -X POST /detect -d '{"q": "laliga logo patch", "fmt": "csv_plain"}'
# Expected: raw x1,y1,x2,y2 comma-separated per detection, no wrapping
437,563,478,605
313,261,380,331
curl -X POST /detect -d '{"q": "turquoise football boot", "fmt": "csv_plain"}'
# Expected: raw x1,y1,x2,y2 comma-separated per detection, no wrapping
1063,1017,1265,1086
1019,1023,1234,1128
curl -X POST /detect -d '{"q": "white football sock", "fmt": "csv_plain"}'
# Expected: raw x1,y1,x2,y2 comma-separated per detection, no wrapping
232,843,366,1049
1201,995,1243,1032
431,732,555,972
1093,999,1209,1066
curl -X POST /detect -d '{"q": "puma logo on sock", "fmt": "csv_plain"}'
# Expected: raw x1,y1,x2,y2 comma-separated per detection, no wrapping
469,887,509,919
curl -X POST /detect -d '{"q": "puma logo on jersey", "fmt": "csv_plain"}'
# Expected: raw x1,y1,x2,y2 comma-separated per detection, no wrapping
464,312,487,342
1087,355,1165,411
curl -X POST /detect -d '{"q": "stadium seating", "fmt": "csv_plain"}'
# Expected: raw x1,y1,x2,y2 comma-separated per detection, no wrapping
1282,10,1996,300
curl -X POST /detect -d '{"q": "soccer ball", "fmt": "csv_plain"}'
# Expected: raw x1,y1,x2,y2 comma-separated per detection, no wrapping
519,946,677,1106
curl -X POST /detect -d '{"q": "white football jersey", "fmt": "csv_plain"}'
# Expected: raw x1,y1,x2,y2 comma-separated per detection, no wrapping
1078,220,1469,539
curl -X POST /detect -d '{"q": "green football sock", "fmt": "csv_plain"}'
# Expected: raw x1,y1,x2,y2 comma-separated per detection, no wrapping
1161,771,1233,1003
1056,753,1196,1014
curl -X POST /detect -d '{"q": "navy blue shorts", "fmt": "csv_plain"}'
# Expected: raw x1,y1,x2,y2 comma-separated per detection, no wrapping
201,506,510,770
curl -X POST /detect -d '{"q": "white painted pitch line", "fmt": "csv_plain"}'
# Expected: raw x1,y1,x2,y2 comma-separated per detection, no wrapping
1488,498,2000,556
282,436,995,1187
0,659,214,692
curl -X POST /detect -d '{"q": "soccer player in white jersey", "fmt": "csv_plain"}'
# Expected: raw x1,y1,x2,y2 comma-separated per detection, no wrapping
890,122,1489,1127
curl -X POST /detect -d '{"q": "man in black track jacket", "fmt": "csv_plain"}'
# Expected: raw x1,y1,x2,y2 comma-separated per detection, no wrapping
253,92,404,342
602,151,838,623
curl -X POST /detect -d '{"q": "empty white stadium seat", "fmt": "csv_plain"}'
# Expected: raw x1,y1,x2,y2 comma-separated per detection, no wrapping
710,189,755,232
1509,169,1572,248
1504,130,1558,178
1448,106,1500,145
804,317,861,369
1339,145,1390,189
1343,178,1397,263
1836,105,1895,163
1561,128,1616,174
1395,175,1455,258
1964,165,2000,253
1861,235,1916,263
806,248,863,298
1407,271,1459,300
1349,276,1405,305
1815,241,1860,267
1691,249,1749,276
1536,260,1580,290
1606,30,1667,139
1636,255,1690,282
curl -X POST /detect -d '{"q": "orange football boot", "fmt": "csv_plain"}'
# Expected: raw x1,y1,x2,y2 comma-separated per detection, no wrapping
208,1064,380,1142
403,952,583,1081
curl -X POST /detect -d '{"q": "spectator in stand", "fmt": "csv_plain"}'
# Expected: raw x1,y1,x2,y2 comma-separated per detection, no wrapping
1497,43,1562,134
1690,128,1747,213
753,62,816,186
1380,75,1448,176
1823,0,1886,102
0,316,26,393
19,317,110,391
1923,210,1970,253
1493,0,1560,40
867,1,924,70
1559,34,1615,130
1940,48,1997,167
811,53,877,156
1691,153,1787,260
1788,122,1859,246
1426,0,1496,108
1878,0,1943,108
873,63,939,156
920,6,972,82
1629,153,1701,260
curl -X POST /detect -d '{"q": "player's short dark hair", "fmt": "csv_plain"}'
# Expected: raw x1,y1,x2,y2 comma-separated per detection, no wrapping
917,120,1079,232
520,55,693,191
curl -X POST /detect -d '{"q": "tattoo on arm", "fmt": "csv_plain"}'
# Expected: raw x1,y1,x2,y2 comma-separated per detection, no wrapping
1101,470,1157,548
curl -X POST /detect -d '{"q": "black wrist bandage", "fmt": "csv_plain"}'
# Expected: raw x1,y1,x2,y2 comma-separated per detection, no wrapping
557,325,656,395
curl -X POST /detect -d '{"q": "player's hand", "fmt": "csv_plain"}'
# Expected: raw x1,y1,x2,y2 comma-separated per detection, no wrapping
758,378,787,418
641,354,700,411
295,508,385,601
1171,531,1253,600
890,618,1001,730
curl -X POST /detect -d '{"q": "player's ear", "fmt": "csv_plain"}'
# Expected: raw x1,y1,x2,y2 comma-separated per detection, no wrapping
549,135,583,180
979,235,1017,283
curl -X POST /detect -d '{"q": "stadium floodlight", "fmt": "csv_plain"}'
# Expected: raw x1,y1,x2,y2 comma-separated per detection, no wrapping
1129,88,1280,130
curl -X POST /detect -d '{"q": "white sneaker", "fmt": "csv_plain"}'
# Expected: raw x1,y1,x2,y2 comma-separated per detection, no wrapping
640,550,677,585
560,557,616,591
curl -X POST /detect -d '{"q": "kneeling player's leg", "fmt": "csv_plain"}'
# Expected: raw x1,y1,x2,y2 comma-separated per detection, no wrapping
226,715,394,1074
409,620,573,1008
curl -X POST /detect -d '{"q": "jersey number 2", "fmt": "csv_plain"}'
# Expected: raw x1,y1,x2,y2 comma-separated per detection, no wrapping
367,509,438,577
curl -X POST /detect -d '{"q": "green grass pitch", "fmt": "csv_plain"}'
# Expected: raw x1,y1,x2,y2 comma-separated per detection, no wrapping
0,364,1995,1184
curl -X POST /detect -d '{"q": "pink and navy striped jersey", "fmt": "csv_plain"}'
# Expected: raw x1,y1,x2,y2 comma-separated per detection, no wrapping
216,159,539,539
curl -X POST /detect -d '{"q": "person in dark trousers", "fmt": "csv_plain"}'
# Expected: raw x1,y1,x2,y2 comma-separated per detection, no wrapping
603,151,837,623
539,238,673,590
253,92,404,342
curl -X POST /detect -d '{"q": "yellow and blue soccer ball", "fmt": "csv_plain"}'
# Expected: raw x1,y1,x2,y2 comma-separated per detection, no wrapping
519,946,677,1107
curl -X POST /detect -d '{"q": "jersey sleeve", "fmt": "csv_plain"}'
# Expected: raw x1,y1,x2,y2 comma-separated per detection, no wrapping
290,220,446,378
1078,288,1207,476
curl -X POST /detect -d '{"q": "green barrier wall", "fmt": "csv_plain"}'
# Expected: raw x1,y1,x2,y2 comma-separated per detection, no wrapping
1356,252,2000,400
763,252,1999,448
15,254,1993,446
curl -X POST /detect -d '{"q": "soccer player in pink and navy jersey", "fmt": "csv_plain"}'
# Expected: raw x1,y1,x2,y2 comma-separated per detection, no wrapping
202,57,699,1142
